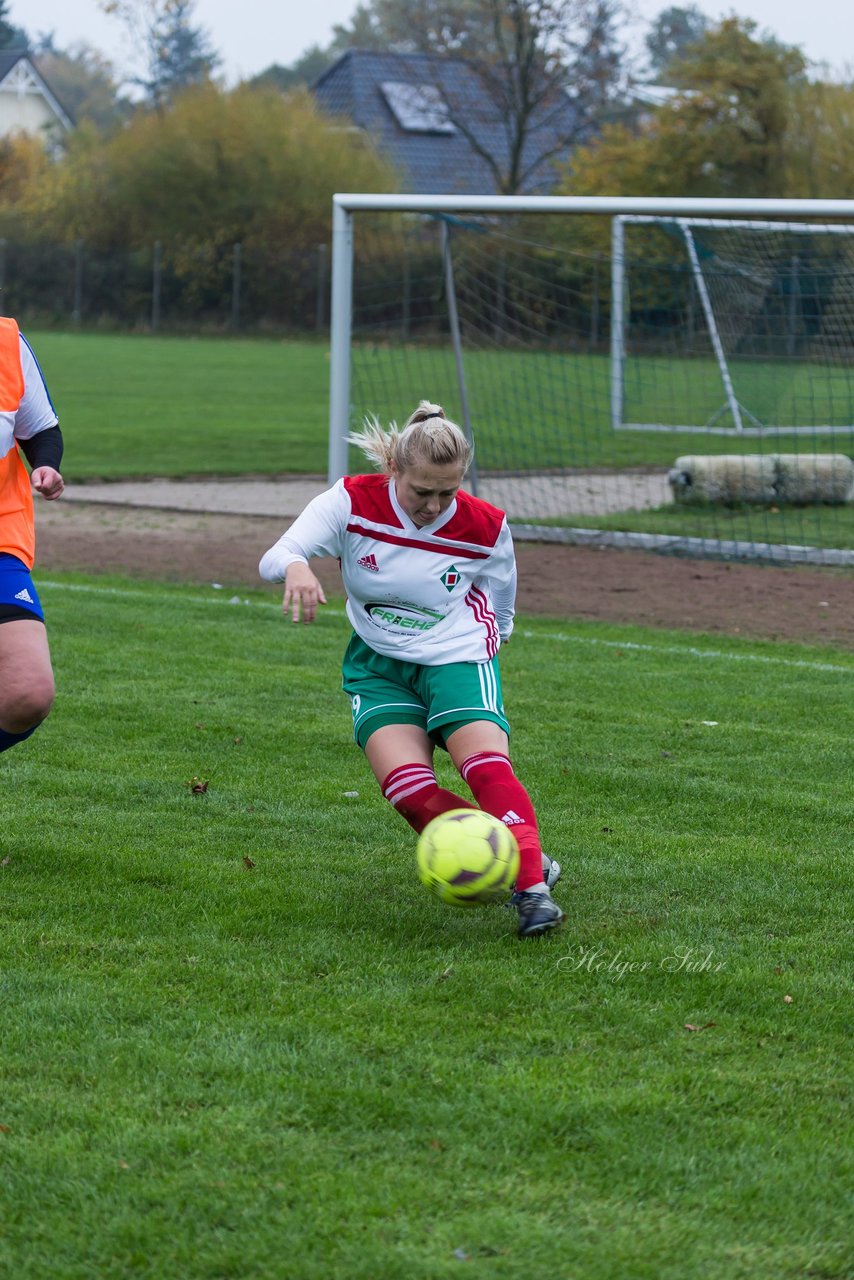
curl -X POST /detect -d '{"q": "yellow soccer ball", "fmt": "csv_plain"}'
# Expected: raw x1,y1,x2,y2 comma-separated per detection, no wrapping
416,808,520,907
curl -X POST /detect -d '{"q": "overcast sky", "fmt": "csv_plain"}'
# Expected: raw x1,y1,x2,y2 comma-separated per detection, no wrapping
9,0,853,86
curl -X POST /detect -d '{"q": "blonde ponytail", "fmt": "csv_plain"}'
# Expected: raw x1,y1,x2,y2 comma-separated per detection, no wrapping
346,400,473,474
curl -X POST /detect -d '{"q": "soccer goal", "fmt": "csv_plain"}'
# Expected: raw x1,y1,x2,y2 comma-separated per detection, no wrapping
612,215,854,436
327,193,854,565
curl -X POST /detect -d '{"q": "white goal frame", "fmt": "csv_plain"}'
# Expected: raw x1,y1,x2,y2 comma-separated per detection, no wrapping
328,194,854,483
612,214,854,436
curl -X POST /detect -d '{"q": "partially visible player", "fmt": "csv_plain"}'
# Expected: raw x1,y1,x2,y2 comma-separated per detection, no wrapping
0,318,64,757
259,399,565,938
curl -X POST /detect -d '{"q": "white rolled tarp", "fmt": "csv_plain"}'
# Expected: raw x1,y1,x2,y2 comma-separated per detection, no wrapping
668,454,854,505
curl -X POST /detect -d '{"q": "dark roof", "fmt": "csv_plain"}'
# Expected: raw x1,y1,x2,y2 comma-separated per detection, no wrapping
0,49,28,79
312,49,580,195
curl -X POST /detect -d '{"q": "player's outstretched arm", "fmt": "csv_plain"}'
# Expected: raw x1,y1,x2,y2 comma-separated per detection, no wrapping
282,561,327,624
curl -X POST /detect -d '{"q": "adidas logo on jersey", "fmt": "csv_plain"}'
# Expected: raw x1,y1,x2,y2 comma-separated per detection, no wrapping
357,553,379,572
14,588,34,604
501,809,525,826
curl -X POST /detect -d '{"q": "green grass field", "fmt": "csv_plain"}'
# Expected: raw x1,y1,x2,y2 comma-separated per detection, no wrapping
2,573,852,1278
31,331,331,479
31,331,854,483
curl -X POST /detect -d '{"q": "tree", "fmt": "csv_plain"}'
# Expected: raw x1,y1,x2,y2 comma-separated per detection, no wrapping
100,0,220,106
783,80,854,198
23,83,398,253
563,18,807,202
246,46,334,93
0,0,28,49
643,5,709,80
329,1,395,51
0,134,49,227
568,0,627,117
0,0,14,47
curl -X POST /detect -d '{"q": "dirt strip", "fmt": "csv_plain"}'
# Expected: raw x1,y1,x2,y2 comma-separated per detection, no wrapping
34,500,854,650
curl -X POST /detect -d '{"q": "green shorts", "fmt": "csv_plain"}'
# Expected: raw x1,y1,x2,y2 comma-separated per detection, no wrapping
342,633,509,750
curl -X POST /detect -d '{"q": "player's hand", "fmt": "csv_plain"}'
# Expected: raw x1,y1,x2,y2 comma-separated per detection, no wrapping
282,563,327,623
31,467,64,500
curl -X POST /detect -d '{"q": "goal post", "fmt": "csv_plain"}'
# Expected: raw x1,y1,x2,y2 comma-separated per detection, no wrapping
327,193,854,566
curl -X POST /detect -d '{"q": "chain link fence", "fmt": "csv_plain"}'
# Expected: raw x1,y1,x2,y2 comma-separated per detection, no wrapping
0,238,332,333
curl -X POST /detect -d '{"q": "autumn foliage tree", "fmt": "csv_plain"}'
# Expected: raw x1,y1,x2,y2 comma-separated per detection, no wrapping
2,83,397,324
783,79,854,199
21,83,397,255
563,17,807,203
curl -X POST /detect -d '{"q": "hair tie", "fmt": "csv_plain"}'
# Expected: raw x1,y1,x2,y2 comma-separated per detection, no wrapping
421,411,444,421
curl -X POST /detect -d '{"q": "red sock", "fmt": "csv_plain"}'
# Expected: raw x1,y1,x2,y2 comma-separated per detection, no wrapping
460,752,544,892
381,763,475,834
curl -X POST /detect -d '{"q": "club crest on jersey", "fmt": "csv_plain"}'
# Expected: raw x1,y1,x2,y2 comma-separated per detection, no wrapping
440,565,461,592
357,552,379,573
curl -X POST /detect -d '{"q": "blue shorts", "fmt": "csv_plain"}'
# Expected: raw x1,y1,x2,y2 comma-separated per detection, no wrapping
0,554,45,623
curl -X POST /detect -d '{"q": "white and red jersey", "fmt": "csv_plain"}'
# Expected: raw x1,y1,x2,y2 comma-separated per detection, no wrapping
259,473,517,664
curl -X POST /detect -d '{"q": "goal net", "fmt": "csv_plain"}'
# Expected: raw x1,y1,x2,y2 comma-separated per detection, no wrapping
329,195,854,565
614,216,854,435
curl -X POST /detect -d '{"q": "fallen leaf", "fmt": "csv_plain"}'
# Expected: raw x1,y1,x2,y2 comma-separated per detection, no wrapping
186,776,209,794
0,1124,10,1133
233,736,243,745
243,855,256,870
684,1022,717,1032
438,966,453,982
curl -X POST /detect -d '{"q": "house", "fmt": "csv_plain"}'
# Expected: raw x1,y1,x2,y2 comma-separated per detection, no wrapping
0,50,73,147
312,49,581,195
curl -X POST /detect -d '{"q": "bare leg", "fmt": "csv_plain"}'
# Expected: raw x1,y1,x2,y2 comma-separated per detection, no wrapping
363,722,435,784
0,619,55,733
364,722,475,832
445,720,509,770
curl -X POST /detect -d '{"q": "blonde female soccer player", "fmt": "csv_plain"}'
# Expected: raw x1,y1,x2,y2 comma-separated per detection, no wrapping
259,401,564,938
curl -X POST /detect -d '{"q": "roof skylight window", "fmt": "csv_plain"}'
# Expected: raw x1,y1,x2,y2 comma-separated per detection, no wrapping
381,81,456,134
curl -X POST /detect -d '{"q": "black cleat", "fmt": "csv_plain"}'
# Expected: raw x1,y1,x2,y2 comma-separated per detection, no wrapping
512,888,566,938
